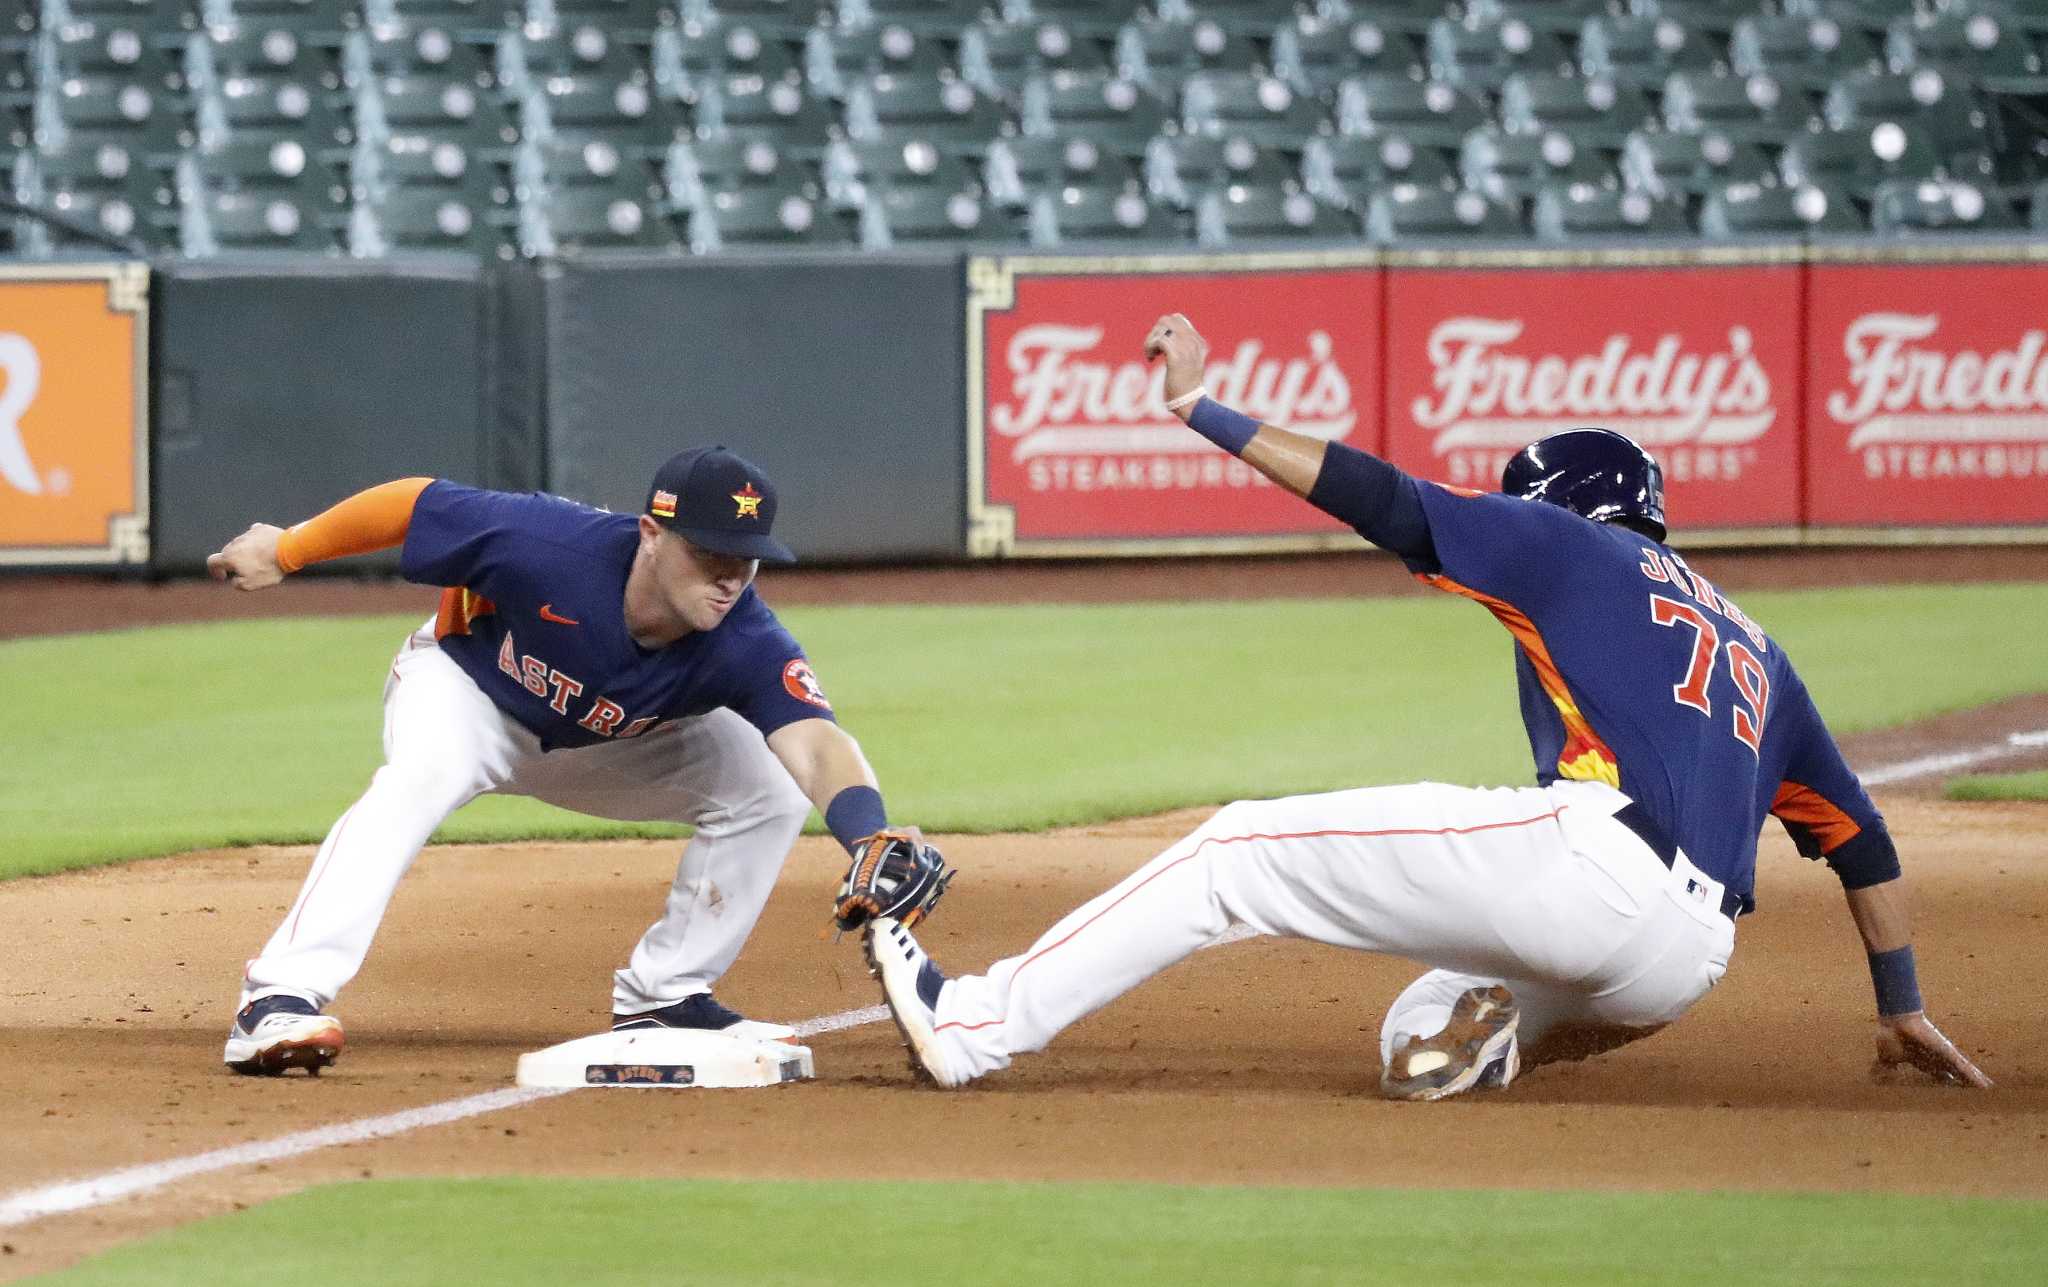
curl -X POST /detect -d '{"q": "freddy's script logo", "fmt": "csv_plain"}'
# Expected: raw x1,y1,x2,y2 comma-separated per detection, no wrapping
1827,313,2048,480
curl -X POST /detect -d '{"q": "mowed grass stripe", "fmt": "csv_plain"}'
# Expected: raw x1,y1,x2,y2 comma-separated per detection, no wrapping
38,1178,2048,1287
4,583,2045,878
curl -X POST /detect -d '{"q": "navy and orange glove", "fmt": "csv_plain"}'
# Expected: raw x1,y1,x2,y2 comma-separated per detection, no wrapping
832,831,955,933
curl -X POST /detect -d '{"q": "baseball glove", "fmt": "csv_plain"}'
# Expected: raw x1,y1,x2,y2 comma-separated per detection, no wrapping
832,830,955,933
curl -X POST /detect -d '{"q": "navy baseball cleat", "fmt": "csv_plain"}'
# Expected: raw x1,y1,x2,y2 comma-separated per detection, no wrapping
864,916,968,1088
223,994,345,1076
612,993,796,1043
1380,985,1521,1102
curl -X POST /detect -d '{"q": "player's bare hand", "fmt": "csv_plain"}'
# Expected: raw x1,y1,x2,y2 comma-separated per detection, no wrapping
1874,1012,1992,1088
207,523,288,591
1142,313,1208,422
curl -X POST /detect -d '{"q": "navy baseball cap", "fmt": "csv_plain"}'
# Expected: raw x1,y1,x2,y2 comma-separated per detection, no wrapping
646,446,797,565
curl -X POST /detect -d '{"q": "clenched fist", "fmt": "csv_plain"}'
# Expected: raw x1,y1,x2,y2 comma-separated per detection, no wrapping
1143,312,1209,423
207,523,288,591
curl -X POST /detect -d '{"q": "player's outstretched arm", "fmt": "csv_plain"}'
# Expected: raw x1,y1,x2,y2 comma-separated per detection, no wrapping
207,477,434,591
1843,877,1992,1088
1143,312,1329,496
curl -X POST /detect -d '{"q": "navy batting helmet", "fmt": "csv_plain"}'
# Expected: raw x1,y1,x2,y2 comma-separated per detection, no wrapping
1500,427,1667,542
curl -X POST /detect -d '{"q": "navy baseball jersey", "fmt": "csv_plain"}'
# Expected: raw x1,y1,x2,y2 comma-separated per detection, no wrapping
399,481,835,751
1405,485,1881,910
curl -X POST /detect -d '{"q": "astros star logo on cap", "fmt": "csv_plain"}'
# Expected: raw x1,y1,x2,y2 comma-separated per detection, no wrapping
731,482,763,519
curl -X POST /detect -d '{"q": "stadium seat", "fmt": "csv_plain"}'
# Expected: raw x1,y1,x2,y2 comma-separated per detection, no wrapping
838,0,985,38
687,178,857,251
1868,175,2022,231
1466,0,1613,37
523,73,685,151
362,0,518,38
1336,74,1488,149
342,18,494,85
803,21,950,101
1363,184,1523,241
49,0,197,34
1620,130,1774,197
500,22,647,95
858,183,1020,246
1888,7,2048,92
1144,132,1291,209
653,15,800,98
1178,70,1328,149
845,73,1007,152
35,184,176,250
1461,126,1613,202
1530,183,1689,239
1020,70,1168,150
1729,14,1884,90
1300,132,1457,208
181,186,341,253
957,19,1110,104
46,17,187,93
535,0,672,37
20,138,176,245
191,23,346,96
350,185,512,255
515,132,662,199
983,132,1140,207
1001,0,1146,42
1270,14,1425,97
354,129,505,201
1424,16,1573,88
1662,71,1815,143
1577,14,1720,87
1823,67,1988,155
1194,182,1355,246
1624,0,1753,38
821,133,975,207
520,184,679,254
665,133,809,205
676,0,824,40
359,71,514,145
1499,73,1656,150
1780,120,1942,194
185,132,348,205
1698,181,1862,235
45,73,194,153
1025,181,1181,245
198,0,358,39
1175,0,1357,37
1780,0,1924,30
1113,16,1258,91
694,77,835,158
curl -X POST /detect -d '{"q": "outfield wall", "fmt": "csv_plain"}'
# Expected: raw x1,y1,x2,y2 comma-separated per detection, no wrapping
0,241,2043,572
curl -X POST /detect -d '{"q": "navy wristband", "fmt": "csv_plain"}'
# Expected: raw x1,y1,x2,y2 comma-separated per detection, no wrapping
1868,945,1923,1017
824,785,888,855
1185,398,1260,456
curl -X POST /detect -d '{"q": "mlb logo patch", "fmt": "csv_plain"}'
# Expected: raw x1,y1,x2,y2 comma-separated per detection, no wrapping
651,489,677,518
1685,878,1710,905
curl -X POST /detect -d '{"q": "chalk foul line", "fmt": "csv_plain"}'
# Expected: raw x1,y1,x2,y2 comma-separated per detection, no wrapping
1857,728,2048,788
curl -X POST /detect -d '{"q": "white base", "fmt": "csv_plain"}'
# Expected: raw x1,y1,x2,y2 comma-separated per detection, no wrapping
514,1028,815,1089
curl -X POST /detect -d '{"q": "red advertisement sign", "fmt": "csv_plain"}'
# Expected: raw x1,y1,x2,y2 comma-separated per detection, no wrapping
1805,262,2048,528
973,262,1379,550
1382,264,1804,532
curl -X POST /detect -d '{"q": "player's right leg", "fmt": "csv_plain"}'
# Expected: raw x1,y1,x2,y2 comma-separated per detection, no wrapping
226,626,525,1074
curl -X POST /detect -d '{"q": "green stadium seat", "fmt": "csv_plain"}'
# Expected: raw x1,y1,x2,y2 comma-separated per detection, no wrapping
0,36,32,95
36,183,176,249
1336,74,1487,149
677,0,823,40
1780,120,1943,194
354,129,505,200
342,18,493,86
1530,183,1689,239
182,186,342,252
687,178,857,251
1662,71,1815,143
822,133,975,208
1176,1,1339,37
1364,184,1523,241
1868,174,2022,231
1460,126,1613,202
515,132,661,198
1888,7,2048,92
200,0,359,37
185,131,348,205
1179,70,1328,149
1698,180,1861,235
536,0,673,37
500,22,646,94
45,72,194,153
1145,131,1291,209
1577,14,1721,87
350,185,513,255
1620,129,1774,197
839,0,984,38
957,18,1110,103
22,136,171,208
846,73,1007,152
652,15,800,98
1300,132,1456,209
983,132,1139,207
858,183,1021,247
47,17,187,93
1194,182,1355,246
520,184,679,254
360,70,513,144
1425,16,1573,89
47,0,197,35
1625,0,1757,39
1020,70,1167,150
697,75,837,154
1270,15,1424,98
665,133,808,205
523,73,684,150
1729,14,1883,90
803,21,949,101
1781,0,1924,32
5,5,35,35
1113,16,1258,92
363,0,516,39
190,24,343,93
1466,0,1613,37
1823,67,1988,155
1025,181,1181,246
1001,0,1146,43
1499,73,1657,150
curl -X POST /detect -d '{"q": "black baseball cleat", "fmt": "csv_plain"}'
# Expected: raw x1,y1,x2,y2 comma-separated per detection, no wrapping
612,993,796,1042
223,994,345,1076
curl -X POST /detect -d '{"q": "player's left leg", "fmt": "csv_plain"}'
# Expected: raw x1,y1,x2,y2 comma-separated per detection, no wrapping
505,707,810,1031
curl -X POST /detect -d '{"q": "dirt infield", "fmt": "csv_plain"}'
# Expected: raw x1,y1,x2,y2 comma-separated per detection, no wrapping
2,549,2045,1280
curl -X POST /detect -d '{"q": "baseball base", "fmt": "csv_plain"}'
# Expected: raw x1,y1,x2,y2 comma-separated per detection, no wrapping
514,1028,815,1089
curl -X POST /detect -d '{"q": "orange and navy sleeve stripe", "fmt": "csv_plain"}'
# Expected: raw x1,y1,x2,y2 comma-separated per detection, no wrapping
275,477,434,573
1769,781,1863,854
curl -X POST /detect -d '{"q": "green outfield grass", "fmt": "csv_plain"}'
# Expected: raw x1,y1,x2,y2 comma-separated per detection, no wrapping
4,583,2044,879
1948,770,2048,802
39,1178,2048,1287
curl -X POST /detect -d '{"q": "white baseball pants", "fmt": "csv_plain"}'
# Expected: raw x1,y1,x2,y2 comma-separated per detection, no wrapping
927,779,1735,1082
239,624,812,1014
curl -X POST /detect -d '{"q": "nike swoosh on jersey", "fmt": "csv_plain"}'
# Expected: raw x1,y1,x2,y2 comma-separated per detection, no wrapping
538,603,580,626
